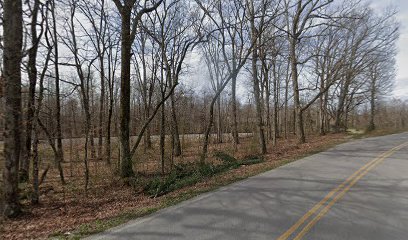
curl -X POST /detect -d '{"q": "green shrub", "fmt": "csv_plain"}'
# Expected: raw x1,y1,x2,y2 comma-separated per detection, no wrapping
143,152,264,198
213,151,237,163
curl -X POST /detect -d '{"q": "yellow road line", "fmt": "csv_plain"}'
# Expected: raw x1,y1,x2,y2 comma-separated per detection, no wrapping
277,142,408,240
293,142,408,240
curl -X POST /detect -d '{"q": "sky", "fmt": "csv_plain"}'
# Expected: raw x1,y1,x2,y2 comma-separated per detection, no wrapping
186,0,408,100
370,0,408,99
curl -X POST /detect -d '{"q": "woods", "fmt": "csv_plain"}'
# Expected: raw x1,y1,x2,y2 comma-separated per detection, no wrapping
0,0,406,230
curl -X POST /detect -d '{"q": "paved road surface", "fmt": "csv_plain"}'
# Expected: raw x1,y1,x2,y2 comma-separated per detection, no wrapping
87,132,408,240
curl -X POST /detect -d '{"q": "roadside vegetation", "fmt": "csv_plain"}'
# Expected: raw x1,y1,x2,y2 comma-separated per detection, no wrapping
0,0,407,239
2,133,350,239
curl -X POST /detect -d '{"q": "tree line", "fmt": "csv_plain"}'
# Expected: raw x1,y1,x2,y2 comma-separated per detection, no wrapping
0,0,402,218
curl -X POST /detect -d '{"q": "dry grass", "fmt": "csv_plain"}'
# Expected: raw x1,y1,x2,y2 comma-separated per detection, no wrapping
0,133,348,239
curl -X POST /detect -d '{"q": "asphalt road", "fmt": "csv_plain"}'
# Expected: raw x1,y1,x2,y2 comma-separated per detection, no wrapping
87,132,408,240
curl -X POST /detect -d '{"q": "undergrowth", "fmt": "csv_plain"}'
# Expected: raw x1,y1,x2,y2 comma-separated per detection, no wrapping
143,152,264,198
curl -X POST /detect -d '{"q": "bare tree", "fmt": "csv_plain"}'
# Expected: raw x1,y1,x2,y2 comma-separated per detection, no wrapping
195,0,256,162
133,28,156,151
77,0,108,161
112,0,163,179
32,2,53,202
20,0,44,183
60,0,98,190
284,0,335,143
333,8,398,132
202,34,227,144
247,0,271,154
51,0,65,182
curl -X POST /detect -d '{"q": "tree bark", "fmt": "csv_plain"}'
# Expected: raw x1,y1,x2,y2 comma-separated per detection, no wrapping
118,9,134,178
334,76,351,132
32,12,52,204
231,75,239,146
51,0,65,184
113,0,163,179
31,49,50,204
216,94,222,144
98,56,105,160
284,69,289,139
170,85,182,156
289,37,305,143
368,75,376,131
250,8,267,154
105,36,116,165
20,0,41,183
3,0,23,218
252,48,267,154
160,96,166,174
272,61,279,145
319,72,327,135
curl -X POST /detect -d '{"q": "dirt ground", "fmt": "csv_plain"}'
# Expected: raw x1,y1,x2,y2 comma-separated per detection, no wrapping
0,133,348,239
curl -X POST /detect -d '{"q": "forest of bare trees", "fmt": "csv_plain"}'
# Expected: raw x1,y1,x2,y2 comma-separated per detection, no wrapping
0,0,406,223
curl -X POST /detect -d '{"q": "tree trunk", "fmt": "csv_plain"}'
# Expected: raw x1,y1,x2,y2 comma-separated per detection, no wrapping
252,63,267,153
32,23,52,203
334,77,350,132
119,9,134,178
284,70,289,139
20,0,40,183
140,37,152,151
272,61,279,145
160,93,166,174
289,38,305,143
143,97,152,150
319,73,326,135
170,88,182,156
216,95,222,143
79,77,91,191
105,43,114,165
231,75,239,146
264,65,271,142
31,53,49,205
90,85,96,160
105,86,114,165
368,77,376,131
250,19,267,154
3,0,23,218
201,71,240,163
98,55,105,160
319,95,326,135
31,124,40,204
84,111,91,191
52,0,65,184
201,98,216,164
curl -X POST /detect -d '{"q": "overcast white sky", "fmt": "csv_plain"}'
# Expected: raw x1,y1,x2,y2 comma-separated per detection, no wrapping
370,0,408,98
186,1,408,100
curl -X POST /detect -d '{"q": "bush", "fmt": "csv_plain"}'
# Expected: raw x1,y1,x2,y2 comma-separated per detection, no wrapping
143,152,264,198
213,151,237,163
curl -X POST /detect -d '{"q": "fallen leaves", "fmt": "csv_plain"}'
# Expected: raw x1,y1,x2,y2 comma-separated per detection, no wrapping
1,133,347,239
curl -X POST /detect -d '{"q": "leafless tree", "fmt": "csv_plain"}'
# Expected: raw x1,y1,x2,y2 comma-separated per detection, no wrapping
112,0,163,179
20,0,44,183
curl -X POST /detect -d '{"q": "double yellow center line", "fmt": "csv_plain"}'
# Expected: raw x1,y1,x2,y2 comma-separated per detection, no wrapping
277,141,408,240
